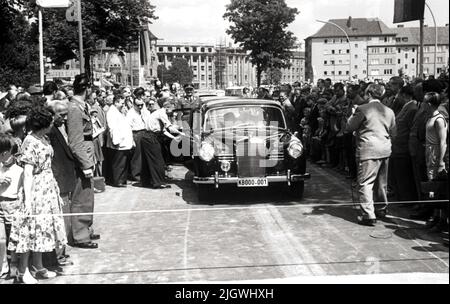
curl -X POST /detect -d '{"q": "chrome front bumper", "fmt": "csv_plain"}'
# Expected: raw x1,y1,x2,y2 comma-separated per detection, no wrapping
193,171,311,188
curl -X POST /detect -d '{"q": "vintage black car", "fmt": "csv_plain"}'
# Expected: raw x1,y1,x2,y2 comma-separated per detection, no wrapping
187,97,310,201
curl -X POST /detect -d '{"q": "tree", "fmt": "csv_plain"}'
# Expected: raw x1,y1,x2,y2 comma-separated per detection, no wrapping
223,0,298,87
0,0,40,88
264,67,282,85
167,58,194,86
20,0,157,79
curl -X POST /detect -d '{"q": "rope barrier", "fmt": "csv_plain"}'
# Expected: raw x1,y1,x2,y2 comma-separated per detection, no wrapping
14,199,449,218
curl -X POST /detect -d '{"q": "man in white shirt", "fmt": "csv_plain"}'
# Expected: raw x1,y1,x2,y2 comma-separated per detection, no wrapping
106,94,134,187
140,101,183,189
126,88,148,181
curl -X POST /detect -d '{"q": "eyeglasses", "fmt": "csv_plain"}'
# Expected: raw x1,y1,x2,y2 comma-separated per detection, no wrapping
136,104,144,108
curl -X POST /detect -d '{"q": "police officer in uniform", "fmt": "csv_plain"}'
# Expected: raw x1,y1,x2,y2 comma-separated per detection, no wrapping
66,74,99,249
176,84,201,127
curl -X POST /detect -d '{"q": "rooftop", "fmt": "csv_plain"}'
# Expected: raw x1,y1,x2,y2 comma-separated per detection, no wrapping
308,18,395,39
393,25,449,45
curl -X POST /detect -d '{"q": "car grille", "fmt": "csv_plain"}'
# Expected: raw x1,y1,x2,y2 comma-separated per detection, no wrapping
236,142,266,177
218,153,236,162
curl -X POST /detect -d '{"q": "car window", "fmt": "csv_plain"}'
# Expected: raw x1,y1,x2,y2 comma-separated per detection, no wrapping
204,106,286,132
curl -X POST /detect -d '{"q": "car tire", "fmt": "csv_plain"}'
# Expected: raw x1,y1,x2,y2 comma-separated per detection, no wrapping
198,185,215,204
289,181,305,200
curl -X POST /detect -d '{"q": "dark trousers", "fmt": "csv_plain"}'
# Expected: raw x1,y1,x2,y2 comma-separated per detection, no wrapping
390,156,418,202
344,133,357,178
110,149,130,186
71,170,94,244
141,131,166,188
411,152,428,200
102,146,111,182
129,130,145,180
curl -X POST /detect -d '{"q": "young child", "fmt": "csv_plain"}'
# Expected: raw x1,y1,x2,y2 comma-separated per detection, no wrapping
0,134,23,279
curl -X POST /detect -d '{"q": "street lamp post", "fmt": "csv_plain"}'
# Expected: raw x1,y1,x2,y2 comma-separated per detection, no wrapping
425,1,438,76
316,20,352,81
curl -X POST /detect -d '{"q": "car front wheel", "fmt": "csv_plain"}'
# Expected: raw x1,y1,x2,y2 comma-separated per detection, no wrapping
289,181,305,200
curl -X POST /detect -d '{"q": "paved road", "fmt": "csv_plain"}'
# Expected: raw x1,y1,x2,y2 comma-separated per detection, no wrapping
2,163,448,284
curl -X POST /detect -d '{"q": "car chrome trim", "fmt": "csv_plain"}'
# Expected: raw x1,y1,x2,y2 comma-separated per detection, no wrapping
193,173,311,185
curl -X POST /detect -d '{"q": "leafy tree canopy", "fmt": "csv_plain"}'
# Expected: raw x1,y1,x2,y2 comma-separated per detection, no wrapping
0,0,40,88
158,58,194,86
263,67,282,85
223,0,298,87
23,0,158,75
167,58,194,86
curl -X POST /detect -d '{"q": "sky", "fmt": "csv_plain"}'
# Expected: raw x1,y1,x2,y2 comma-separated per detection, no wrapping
149,0,449,47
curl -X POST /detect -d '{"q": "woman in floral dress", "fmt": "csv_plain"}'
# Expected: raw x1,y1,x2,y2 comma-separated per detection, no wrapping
8,106,67,284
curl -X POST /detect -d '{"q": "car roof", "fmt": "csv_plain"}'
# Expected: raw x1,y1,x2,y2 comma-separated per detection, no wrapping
201,97,282,110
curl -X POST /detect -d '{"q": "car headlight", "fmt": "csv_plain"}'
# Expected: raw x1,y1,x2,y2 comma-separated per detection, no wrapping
199,142,215,162
288,141,303,159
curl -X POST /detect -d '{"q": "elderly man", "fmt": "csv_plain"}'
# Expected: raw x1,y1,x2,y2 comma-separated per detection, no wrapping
48,100,77,265
346,84,396,226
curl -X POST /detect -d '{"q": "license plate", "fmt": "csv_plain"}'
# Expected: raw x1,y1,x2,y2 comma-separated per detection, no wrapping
237,178,268,187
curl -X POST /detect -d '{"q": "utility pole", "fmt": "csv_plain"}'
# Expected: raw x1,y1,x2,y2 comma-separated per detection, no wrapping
38,8,45,86
419,18,424,78
77,0,85,74
425,1,438,76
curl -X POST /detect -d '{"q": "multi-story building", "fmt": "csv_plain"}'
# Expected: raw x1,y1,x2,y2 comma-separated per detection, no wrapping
393,24,449,78
305,18,450,83
157,43,257,89
215,45,257,89
280,51,306,83
157,43,216,89
305,18,397,82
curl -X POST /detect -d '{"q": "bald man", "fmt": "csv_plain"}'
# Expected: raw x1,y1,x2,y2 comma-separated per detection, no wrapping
48,101,77,264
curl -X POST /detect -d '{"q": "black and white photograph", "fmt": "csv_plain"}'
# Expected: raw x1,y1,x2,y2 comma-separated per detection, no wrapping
0,0,448,288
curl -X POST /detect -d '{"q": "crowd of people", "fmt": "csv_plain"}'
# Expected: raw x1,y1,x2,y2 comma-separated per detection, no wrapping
263,76,448,230
0,76,193,284
0,72,448,284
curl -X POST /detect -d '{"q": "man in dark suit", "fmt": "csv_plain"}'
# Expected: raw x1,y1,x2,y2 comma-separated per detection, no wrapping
66,74,99,249
48,101,77,265
346,84,397,226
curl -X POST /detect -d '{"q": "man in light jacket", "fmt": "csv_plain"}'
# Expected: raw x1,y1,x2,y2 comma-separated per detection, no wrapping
346,84,396,226
106,94,134,187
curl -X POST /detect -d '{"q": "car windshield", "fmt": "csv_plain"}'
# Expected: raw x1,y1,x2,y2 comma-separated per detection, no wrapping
204,105,286,132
